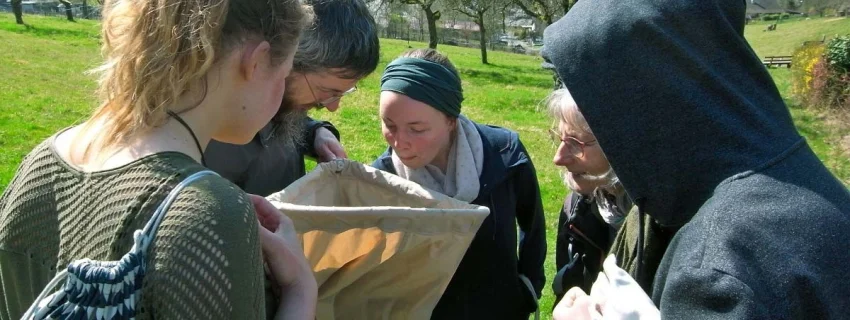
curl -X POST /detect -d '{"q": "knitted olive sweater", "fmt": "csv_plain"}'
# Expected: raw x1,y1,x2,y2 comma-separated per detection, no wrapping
0,136,267,319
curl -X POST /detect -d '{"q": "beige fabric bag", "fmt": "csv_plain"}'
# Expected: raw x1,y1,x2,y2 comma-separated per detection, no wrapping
266,160,490,320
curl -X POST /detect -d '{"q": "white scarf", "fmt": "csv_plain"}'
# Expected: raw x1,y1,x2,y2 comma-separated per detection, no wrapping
392,115,484,202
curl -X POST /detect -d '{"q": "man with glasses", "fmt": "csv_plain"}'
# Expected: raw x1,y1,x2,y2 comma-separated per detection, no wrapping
205,0,379,196
544,88,631,307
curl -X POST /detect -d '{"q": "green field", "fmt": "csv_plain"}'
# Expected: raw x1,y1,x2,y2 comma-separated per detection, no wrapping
1,12,848,317
745,16,850,57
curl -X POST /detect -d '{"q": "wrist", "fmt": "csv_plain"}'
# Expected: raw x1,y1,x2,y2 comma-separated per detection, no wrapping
281,257,316,292
275,276,317,320
278,272,318,307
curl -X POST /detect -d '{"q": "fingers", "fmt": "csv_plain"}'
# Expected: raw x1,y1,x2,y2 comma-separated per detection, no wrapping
553,287,597,320
316,144,337,162
274,212,300,246
564,287,589,307
249,194,281,232
256,214,313,293
257,224,282,257
314,127,347,162
328,141,348,159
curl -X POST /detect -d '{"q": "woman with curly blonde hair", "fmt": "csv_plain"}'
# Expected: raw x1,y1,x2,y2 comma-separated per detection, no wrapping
0,0,315,318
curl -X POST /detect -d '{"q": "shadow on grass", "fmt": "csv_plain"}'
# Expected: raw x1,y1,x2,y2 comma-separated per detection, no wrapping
459,66,554,90
0,22,97,40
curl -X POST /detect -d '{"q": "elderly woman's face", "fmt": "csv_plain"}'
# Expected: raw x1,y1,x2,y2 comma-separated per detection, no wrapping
552,121,611,195
380,91,456,169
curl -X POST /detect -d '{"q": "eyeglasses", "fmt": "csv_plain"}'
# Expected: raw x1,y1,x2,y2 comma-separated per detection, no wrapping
303,74,357,109
548,128,597,158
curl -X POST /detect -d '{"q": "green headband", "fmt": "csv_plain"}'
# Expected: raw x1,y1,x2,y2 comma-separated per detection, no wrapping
380,57,463,117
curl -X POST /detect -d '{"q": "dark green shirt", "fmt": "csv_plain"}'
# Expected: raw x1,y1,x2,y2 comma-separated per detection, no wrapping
0,136,267,319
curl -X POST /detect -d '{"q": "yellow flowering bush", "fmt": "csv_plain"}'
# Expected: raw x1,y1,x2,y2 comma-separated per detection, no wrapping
791,42,825,103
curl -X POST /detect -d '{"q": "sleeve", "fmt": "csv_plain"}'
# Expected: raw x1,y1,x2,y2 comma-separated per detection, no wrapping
143,177,267,320
552,193,578,303
513,142,547,312
656,267,769,319
301,117,340,158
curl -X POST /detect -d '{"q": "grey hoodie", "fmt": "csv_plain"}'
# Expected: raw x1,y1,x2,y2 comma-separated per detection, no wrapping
543,0,850,318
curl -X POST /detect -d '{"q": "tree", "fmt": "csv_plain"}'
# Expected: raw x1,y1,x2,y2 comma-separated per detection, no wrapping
513,0,557,24
395,0,443,49
12,0,24,24
82,0,90,19
450,0,503,64
60,0,75,22
559,0,577,17
511,0,576,26
387,11,408,39
802,0,850,16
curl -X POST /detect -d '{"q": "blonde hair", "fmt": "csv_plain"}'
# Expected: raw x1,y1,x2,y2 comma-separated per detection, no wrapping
77,0,311,162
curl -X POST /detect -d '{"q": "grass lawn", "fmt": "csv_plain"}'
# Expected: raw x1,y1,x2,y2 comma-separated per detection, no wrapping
744,16,850,57
1,12,848,317
767,68,850,185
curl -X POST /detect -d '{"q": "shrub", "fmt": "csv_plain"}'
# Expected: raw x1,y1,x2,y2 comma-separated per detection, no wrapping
808,7,820,16
791,42,826,102
763,13,781,21
792,36,850,114
824,8,838,17
826,35,850,73
809,59,850,111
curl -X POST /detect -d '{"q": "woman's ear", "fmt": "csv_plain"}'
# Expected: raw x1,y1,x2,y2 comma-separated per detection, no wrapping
447,116,458,129
240,40,272,82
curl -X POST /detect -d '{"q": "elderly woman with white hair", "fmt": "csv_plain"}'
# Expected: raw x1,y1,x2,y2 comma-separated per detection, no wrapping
547,87,633,305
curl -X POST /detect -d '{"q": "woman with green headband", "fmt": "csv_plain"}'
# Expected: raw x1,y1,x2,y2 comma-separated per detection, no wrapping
372,49,546,319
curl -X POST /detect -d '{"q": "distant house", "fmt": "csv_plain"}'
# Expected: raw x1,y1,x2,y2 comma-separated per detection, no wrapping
442,20,479,32
839,4,850,16
20,0,60,13
746,0,786,15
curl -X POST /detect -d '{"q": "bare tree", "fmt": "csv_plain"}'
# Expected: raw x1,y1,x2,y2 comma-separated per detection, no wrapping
801,0,850,15
82,0,90,19
513,0,557,24
559,0,577,16
12,0,24,24
393,0,443,49
511,0,576,26
449,0,504,64
60,0,75,22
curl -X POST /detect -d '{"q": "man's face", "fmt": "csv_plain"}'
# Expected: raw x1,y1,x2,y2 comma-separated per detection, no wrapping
284,69,361,112
270,69,360,147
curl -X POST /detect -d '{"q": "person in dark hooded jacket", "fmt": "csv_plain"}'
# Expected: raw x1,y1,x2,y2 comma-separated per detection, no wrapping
543,0,850,318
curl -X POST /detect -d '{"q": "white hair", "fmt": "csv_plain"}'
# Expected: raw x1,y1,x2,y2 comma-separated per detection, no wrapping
544,88,593,138
544,88,622,196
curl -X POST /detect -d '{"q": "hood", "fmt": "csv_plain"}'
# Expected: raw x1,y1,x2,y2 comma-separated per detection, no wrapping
542,0,802,227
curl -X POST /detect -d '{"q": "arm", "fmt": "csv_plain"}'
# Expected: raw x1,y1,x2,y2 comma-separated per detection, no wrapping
553,193,579,303
252,195,317,320
657,267,768,319
514,145,547,311
302,117,343,161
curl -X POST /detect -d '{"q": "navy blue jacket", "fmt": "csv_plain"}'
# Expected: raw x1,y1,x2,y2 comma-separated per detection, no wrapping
372,123,546,319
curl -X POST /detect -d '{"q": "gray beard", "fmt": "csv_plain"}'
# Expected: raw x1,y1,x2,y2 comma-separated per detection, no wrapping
270,95,307,150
